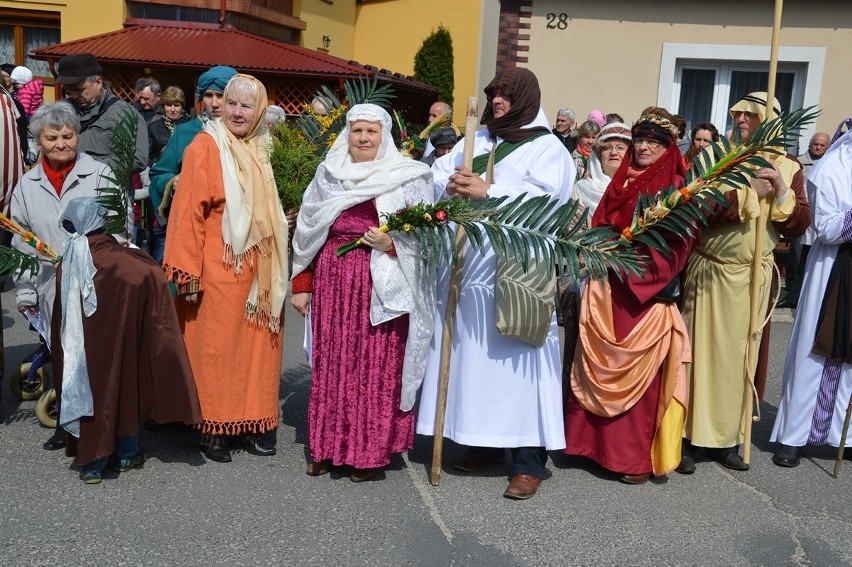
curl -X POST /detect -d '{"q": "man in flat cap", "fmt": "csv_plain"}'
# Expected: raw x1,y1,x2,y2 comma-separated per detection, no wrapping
56,53,147,175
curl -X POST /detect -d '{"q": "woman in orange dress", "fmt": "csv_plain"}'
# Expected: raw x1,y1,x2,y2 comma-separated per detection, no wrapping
163,74,289,463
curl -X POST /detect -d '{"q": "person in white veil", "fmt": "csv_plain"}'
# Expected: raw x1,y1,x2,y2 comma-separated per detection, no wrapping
291,103,434,482
571,121,631,226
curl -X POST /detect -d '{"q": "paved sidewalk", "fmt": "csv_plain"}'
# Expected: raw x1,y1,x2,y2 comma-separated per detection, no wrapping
1,289,850,566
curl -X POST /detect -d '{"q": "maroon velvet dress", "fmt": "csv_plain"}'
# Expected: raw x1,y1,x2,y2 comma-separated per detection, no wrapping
308,200,413,469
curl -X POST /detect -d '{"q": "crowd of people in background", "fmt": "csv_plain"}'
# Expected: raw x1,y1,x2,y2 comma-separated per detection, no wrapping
2,53,850,499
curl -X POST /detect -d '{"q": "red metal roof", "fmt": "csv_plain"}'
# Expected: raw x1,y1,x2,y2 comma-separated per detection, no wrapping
30,20,434,93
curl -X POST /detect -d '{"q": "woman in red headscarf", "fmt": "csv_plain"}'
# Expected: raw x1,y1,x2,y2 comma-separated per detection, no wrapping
565,108,695,484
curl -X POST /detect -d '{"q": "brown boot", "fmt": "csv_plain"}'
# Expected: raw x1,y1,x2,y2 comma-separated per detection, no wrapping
503,474,542,500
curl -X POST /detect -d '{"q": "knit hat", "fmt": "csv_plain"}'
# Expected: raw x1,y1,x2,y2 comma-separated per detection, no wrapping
598,122,631,143
10,66,32,85
729,91,782,123
196,65,238,102
587,110,606,127
56,53,102,84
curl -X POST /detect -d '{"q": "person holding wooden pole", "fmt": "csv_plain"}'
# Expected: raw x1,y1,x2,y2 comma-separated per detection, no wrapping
679,92,810,473
415,67,575,500
770,125,852,470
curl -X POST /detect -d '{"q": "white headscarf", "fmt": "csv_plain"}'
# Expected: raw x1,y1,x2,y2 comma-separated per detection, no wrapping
292,103,436,410
57,197,105,437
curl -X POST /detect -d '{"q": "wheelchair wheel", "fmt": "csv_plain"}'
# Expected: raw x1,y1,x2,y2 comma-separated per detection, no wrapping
9,362,48,401
35,388,58,429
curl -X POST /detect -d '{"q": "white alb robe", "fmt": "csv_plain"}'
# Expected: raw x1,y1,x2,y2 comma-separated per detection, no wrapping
771,130,852,447
416,108,574,450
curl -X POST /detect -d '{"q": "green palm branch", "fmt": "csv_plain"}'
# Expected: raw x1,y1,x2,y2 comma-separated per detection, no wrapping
295,75,396,149
343,106,819,283
454,195,642,281
96,106,138,238
343,75,396,109
622,106,819,250
337,196,642,282
0,244,41,278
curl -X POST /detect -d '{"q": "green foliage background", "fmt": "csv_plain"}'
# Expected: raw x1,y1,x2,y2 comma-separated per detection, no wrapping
414,25,455,107
269,122,323,212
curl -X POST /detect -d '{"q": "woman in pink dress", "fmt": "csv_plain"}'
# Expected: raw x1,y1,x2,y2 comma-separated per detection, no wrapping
290,104,434,482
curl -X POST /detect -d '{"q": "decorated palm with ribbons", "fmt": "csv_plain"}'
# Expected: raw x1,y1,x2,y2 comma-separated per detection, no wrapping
335,107,816,286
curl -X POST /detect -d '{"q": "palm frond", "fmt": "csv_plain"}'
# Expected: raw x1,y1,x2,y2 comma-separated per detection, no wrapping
343,75,396,109
343,196,645,283
96,107,137,237
623,106,819,247
0,244,41,278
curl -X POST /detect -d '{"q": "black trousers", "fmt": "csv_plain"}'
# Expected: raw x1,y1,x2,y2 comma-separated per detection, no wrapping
471,446,549,478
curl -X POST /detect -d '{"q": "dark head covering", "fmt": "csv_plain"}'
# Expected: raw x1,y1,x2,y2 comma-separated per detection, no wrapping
631,113,679,148
196,65,238,102
430,127,458,148
56,53,103,85
481,68,549,142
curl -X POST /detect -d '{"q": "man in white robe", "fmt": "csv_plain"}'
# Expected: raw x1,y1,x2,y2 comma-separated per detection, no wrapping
771,127,852,467
416,68,574,500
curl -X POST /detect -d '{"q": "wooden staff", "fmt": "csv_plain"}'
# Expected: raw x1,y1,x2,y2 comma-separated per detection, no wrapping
431,96,479,486
833,397,852,478
743,0,784,465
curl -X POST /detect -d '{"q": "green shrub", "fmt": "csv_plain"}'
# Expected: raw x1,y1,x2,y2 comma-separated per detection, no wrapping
414,25,454,107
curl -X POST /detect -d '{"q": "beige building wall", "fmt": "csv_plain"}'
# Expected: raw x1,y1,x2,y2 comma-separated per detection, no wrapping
527,0,852,146
294,0,357,57
354,0,488,123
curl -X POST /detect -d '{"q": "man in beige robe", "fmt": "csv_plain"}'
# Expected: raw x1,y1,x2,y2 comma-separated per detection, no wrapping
679,92,810,472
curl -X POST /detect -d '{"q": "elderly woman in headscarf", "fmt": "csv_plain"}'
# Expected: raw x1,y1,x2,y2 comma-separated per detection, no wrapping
566,108,694,485
163,74,289,464
51,197,201,484
9,101,132,451
290,103,434,482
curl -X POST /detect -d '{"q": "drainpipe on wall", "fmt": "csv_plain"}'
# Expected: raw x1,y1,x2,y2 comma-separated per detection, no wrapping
219,0,227,26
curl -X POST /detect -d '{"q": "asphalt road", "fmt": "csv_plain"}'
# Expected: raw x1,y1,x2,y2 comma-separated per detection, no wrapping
1,289,850,567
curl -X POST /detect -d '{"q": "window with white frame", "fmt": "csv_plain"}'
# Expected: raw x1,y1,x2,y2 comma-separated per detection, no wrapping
674,62,803,138
658,43,825,152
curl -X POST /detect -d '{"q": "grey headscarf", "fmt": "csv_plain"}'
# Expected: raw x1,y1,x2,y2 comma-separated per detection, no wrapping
57,197,105,437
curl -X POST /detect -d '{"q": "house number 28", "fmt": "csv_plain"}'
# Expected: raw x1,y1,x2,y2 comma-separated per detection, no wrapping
546,13,568,30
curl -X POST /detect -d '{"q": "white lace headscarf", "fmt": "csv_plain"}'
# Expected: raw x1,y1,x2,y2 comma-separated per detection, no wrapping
292,103,436,410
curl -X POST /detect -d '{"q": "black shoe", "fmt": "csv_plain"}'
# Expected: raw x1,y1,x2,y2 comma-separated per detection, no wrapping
716,446,749,471
244,437,276,457
675,452,696,474
777,297,798,309
203,443,232,463
43,429,66,451
772,444,801,468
